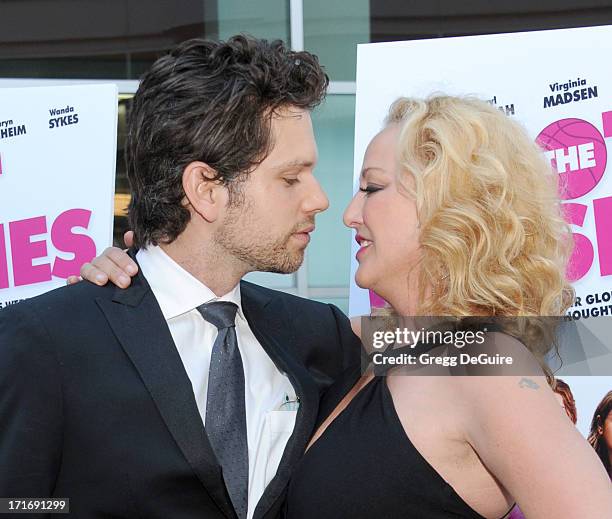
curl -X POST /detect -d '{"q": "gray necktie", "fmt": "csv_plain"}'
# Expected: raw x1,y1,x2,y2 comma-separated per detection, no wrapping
197,301,248,519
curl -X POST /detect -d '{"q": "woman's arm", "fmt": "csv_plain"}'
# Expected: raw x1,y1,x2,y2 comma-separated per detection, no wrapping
461,372,612,518
68,231,137,287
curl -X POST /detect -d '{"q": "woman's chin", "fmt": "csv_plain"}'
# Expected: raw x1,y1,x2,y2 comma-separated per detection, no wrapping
354,269,373,290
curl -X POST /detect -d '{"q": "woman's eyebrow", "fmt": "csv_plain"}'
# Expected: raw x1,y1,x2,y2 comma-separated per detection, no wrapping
360,166,386,180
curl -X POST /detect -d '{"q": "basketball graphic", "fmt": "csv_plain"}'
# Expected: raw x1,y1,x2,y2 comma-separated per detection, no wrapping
536,118,607,200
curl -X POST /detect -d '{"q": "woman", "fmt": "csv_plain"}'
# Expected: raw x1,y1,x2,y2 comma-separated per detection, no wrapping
79,96,612,517
282,96,611,518
553,378,578,424
588,390,612,479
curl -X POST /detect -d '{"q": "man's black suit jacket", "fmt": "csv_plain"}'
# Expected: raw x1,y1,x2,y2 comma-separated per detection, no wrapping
0,268,361,518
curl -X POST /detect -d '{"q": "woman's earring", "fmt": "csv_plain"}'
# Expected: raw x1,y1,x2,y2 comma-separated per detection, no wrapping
431,274,449,297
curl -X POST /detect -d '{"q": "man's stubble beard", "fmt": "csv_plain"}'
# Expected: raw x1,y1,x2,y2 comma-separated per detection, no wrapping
213,200,311,275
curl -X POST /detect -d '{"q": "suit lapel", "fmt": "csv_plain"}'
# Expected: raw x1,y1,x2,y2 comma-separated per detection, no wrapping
240,282,319,519
96,263,236,519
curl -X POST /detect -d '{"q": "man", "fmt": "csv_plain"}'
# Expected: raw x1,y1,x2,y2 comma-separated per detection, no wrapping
0,36,361,519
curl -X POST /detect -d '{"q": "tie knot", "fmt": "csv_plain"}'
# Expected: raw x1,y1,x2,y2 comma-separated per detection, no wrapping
197,301,239,330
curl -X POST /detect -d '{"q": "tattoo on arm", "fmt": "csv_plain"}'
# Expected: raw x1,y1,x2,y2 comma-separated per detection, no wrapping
518,377,540,390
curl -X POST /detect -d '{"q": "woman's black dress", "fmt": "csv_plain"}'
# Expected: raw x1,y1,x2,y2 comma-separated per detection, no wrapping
284,365,496,519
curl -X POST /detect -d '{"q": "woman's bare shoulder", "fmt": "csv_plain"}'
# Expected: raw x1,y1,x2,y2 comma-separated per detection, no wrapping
350,316,362,339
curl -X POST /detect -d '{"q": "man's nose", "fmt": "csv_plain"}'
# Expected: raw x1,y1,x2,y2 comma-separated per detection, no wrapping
303,176,329,214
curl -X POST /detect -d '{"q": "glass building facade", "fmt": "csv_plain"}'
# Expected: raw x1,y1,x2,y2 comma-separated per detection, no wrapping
2,0,612,313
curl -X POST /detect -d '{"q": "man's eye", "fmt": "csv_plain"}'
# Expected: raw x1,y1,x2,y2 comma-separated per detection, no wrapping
284,178,299,186
359,185,383,195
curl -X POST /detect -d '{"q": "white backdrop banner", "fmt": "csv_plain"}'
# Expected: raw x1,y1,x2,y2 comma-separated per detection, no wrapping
349,26,612,435
0,84,117,306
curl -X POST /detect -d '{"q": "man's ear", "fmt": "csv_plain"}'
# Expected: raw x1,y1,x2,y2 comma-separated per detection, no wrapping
182,161,228,222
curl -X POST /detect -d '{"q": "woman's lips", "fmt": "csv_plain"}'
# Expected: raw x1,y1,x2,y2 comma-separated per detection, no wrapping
355,235,373,260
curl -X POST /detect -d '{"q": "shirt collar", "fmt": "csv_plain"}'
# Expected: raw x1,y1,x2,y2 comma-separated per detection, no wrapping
136,245,244,321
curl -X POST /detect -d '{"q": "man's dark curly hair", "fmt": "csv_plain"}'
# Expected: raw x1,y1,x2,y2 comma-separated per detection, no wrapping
126,35,328,248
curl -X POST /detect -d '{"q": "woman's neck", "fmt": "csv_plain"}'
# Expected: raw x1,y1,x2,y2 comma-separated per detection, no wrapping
382,273,431,317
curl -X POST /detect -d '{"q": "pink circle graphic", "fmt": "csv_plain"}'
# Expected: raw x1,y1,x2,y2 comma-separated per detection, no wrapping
536,118,607,200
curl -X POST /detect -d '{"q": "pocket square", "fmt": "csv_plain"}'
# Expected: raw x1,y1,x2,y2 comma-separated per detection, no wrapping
278,393,300,411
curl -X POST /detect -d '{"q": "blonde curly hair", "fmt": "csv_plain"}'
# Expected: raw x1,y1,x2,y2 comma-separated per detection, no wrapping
386,95,574,319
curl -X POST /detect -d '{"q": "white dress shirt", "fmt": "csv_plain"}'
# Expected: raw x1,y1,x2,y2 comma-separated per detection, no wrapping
137,245,297,519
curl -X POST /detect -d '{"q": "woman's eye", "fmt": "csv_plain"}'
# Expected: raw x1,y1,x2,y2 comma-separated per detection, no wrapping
284,178,299,186
359,185,383,195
